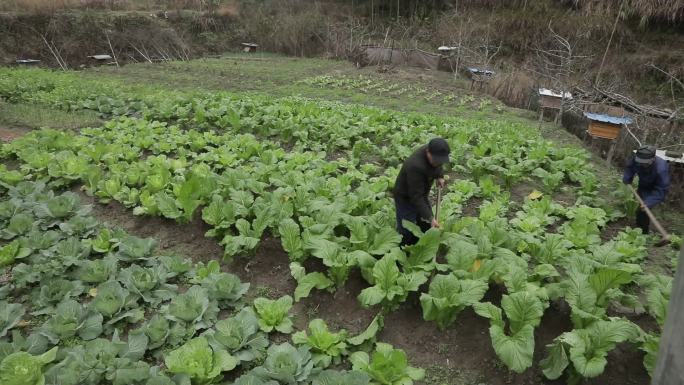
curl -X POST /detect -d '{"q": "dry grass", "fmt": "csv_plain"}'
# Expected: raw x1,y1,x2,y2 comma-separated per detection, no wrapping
1,0,79,13
562,0,684,22
3,0,682,22
0,0,240,13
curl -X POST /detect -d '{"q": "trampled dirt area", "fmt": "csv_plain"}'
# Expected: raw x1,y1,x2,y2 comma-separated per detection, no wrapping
0,126,29,142
79,188,652,385
77,190,224,263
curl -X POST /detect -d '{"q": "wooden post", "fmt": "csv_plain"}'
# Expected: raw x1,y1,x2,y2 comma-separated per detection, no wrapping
652,246,684,385
538,107,544,128
455,42,461,74
555,95,564,126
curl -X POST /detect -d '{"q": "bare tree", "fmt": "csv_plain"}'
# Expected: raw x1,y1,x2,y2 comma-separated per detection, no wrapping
476,22,502,70
527,23,591,118
440,16,500,76
647,63,684,111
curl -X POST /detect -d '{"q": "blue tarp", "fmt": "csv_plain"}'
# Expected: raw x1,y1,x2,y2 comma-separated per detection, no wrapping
584,112,633,125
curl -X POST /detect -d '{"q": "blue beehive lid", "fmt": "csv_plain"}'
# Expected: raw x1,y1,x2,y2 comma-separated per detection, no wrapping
583,112,633,125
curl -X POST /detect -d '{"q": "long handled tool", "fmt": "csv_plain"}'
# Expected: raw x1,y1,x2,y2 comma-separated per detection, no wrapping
628,185,671,247
434,186,442,224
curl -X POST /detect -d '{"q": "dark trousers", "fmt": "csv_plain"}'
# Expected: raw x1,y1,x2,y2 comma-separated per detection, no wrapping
635,189,652,235
395,198,431,246
636,208,650,235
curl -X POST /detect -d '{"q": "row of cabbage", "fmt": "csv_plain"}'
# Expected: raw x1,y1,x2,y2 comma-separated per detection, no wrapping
300,75,465,106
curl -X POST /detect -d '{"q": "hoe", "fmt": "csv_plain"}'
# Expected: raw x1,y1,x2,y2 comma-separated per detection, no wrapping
629,185,671,247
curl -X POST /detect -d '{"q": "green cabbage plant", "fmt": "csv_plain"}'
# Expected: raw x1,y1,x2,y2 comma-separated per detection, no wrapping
420,275,488,330
253,296,293,333
39,299,103,343
251,343,318,384
164,336,238,385
0,347,57,385
292,319,347,368
350,343,424,385
203,308,268,363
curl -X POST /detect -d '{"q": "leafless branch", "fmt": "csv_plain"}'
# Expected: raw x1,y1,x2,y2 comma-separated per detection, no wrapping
575,84,680,121
647,63,684,91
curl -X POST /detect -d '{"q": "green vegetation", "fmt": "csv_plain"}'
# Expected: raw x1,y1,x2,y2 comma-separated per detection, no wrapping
80,56,513,120
292,319,348,368
0,64,679,384
0,102,101,131
0,180,392,384
254,296,294,334
350,342,425,385
300,74,464,107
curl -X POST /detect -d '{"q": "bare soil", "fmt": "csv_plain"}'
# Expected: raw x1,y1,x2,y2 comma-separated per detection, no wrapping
462,196,483,217
0,126,29,142
602,217,633,242
77,190,224,263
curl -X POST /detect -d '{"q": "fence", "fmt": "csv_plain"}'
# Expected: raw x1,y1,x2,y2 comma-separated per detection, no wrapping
361,46,455,71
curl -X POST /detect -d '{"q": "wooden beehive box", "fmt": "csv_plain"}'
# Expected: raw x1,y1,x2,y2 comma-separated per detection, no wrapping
584,111,633,140
467,67,495,89
240,43,259,53
467,67,495,81
588,120,621,139
540,94,562,109
538,88,571,110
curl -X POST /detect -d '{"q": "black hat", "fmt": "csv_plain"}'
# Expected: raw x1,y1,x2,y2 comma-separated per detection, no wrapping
635,145,656,165
428,137,450,165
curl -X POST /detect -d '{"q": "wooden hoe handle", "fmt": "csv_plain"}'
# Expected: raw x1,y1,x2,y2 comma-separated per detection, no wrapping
435,186,442,221
628,185,671,246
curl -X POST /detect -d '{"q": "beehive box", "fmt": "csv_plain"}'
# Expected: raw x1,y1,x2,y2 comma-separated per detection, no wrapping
540,94,562,109
588,120,621,139
538,88,572,110
584,112,633,140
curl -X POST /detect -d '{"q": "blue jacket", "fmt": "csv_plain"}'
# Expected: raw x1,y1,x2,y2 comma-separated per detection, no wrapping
623,156,670,208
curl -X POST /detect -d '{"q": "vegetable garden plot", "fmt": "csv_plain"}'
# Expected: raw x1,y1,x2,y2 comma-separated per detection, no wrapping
300,75,470,107
0,68,680,384
0,181,399,385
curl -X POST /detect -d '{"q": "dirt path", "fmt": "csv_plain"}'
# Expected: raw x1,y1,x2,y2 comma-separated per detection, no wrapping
0,126,30,142
77,190,224,262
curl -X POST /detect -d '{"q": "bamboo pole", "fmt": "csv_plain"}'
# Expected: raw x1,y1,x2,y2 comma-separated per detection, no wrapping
595,0,625,85
105,30,119,68
40,34,66,71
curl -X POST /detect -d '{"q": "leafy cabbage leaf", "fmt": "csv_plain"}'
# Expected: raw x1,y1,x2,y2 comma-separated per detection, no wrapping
292,319,347,368
164,336,238,385
0,347,57,385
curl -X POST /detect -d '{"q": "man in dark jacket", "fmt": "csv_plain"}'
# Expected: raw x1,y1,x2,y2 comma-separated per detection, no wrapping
393,137,450,246
623,145,670,234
